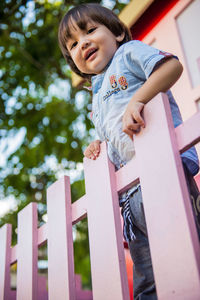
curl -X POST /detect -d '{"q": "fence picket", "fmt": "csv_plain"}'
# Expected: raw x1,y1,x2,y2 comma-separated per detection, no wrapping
47,176,76,300
0,94,200,299
134,93,200,299
84,143,130,300
16,202,38,300
0,224,12,300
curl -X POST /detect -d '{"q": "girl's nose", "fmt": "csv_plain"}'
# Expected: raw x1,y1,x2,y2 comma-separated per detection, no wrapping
81,38,90,50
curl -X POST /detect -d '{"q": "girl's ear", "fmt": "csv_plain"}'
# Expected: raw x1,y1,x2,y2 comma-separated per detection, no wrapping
116,32,125,42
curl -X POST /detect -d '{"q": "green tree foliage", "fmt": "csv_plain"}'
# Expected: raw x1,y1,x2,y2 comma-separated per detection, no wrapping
0,0,127,288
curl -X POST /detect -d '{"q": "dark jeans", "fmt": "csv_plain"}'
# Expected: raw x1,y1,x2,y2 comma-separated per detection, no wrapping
127,163,200,300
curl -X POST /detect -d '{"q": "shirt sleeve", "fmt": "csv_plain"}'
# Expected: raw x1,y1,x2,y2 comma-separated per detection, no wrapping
123,40,178,80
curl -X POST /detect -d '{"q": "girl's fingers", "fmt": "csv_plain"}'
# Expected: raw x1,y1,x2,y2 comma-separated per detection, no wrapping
123,128,134,140
123,122,142,140
123,121,140,133
129,123,141,132
133,112,145,128
93,140,100,156
85,150,96,160
84,140,101,160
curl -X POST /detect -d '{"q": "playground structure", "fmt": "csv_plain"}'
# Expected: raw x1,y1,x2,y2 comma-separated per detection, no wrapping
0,93,200,300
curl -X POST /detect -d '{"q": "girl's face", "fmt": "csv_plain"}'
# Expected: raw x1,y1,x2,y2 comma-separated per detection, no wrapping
66,20,125,75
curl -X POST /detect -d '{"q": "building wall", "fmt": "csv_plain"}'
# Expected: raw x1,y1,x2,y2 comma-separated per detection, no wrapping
141,0,200,160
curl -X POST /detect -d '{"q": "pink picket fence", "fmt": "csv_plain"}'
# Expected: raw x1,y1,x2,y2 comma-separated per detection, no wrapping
1,93,200,300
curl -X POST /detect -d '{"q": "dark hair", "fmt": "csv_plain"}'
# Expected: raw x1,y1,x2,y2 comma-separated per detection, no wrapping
58,3,131,81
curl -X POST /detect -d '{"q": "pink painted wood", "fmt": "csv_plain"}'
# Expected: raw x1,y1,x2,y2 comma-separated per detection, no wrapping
47,176,76,300
8,99,200,266
1,93,200,300
38,275,48,300
16,202,38,300
197,57,200,75
84,142,130,300
134,93,200,299
75,275,93,300
9,291,16,300
175,110,200,153
71,195,87,225
116,155,139,194
0,224,12,300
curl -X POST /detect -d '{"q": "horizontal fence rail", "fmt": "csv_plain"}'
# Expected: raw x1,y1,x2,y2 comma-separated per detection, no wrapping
0,93,200,300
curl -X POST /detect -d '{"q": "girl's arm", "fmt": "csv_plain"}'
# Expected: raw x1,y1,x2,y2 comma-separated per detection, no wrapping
122,57,183,140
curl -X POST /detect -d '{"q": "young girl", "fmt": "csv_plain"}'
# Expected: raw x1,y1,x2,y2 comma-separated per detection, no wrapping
58,3,200,299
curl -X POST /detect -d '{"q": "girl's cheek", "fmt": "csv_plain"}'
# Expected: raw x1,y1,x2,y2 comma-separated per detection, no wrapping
74,51,80,62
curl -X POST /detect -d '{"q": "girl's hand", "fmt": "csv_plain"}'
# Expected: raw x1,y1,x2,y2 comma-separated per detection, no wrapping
84,140,101,160
122,101,145,140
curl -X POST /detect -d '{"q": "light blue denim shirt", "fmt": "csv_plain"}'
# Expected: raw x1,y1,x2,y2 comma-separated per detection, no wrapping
91,40,199,177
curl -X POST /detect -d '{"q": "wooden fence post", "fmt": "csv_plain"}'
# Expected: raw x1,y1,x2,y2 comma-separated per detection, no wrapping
134,93,200,299
0,224,12,300
84,143,129,300
16,202,38,300
47,176,76,300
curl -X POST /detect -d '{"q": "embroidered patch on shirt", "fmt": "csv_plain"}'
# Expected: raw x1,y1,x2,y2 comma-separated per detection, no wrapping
103,75,128,101
110,75,118,88
118,76,128,90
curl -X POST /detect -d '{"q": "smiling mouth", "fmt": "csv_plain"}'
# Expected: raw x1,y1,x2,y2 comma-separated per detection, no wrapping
85,49,98,60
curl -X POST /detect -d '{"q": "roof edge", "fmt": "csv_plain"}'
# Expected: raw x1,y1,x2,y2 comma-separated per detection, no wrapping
119,0,155,28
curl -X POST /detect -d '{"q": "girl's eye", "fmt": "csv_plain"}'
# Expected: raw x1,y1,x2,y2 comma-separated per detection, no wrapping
87,27,96,34
71,41,77,50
